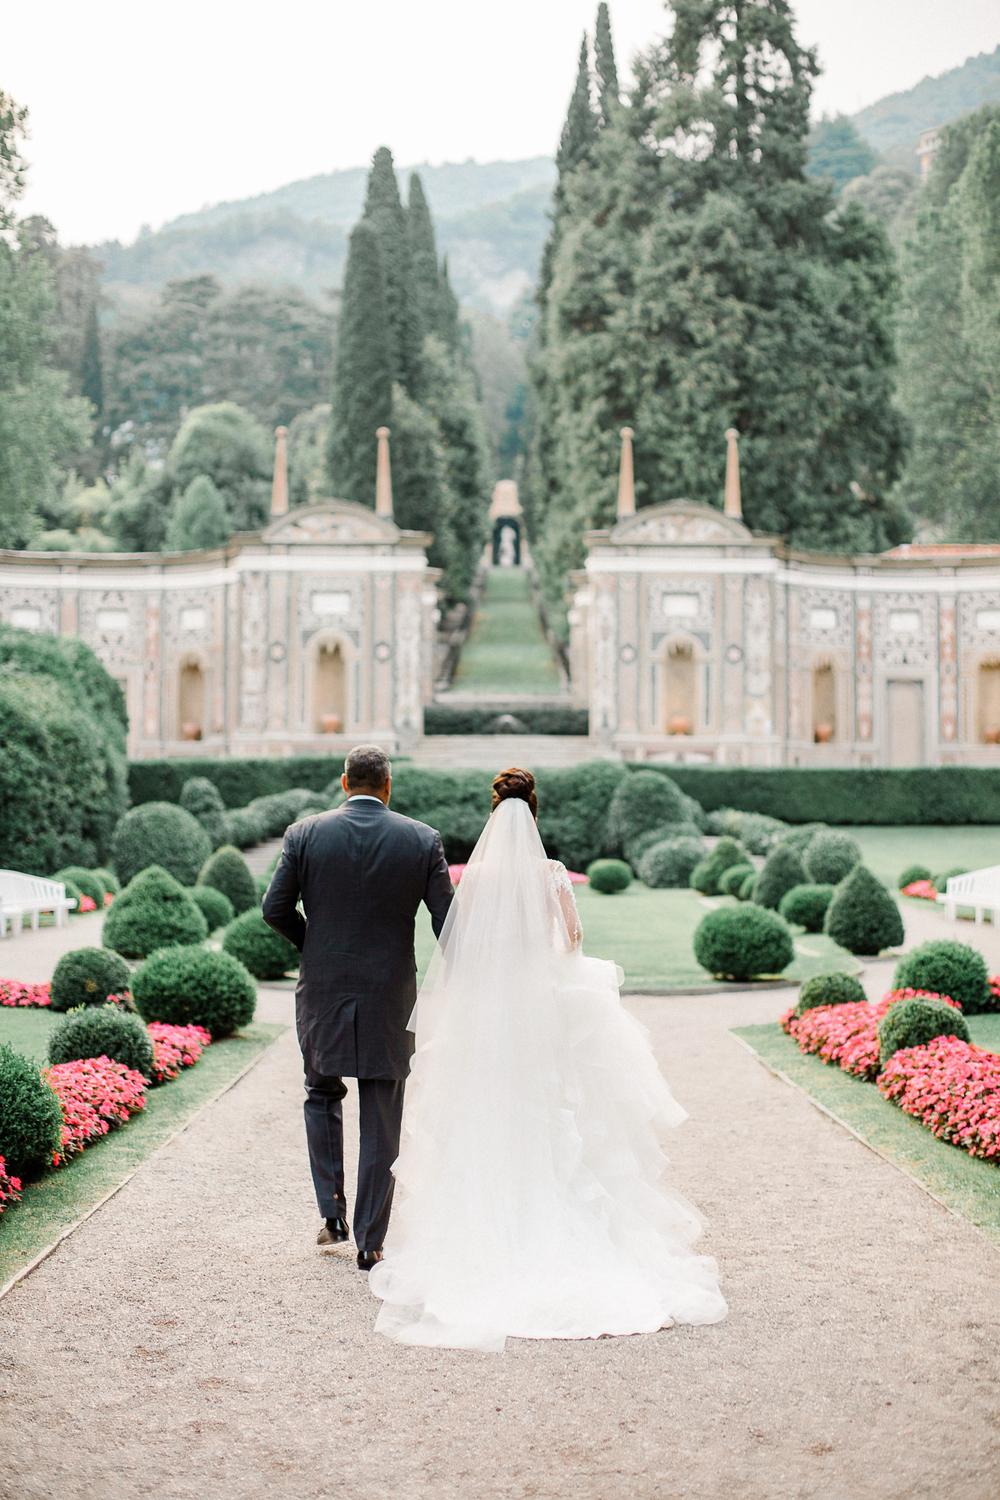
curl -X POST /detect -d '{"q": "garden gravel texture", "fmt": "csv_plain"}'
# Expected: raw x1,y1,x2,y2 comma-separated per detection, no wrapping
1,964,998,1500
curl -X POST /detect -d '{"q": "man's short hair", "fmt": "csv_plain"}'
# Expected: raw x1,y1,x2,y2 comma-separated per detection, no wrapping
344,744,392,792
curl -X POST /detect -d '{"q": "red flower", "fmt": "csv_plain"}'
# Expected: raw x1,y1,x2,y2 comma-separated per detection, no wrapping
0,978,51,1008
146,1022,212,1084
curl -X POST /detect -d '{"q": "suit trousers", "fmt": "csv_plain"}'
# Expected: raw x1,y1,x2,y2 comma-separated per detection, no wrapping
303,1069,405,1253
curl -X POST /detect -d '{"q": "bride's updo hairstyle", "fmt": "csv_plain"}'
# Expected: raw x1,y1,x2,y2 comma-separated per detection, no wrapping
491,766,537,819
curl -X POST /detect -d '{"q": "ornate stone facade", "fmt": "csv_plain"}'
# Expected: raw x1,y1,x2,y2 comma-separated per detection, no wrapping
570,499,1000,766
0,497,440,758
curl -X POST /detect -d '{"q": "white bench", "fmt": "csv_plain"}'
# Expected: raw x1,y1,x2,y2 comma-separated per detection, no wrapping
0,872,77,937
938,865,1000,925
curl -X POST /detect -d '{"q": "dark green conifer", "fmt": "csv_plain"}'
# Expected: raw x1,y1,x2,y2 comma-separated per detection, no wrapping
327,220,392,502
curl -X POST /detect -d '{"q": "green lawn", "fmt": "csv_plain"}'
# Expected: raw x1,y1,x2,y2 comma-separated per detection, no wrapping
452,567,564,695
0,1009,283,1289
416,884,860,992
734,1014,1000,1246
846,826,1000,888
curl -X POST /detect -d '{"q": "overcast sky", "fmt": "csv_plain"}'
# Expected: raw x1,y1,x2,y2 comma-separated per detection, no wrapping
7,0,1000,245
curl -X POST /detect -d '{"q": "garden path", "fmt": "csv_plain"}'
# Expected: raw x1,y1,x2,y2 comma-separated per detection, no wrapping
2,975,998,1499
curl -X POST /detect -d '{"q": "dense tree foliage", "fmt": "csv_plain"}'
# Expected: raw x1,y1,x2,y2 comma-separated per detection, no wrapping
806,116,878,191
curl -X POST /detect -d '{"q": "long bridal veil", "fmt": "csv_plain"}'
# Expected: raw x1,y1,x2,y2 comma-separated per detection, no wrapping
368,797,727,1351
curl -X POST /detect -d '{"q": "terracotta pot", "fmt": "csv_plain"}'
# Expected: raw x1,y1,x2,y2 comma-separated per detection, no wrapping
181,720,202,741
983,726,1000,745
320,712,343,734
667,714,692,736
813,722,835,744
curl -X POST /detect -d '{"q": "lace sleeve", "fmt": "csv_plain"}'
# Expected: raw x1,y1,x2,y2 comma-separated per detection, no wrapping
549,860,583,950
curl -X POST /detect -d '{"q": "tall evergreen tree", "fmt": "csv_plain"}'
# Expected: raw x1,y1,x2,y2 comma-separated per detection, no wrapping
165,475,231,552
80,302,104,422
406,173,445,343
438,256,462,357
419,334,491,599
594,3,620,126
363,146,422,393
327,220,393,503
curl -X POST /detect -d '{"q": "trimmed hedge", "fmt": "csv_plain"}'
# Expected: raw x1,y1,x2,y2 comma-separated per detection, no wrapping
779,882,836,933
753,844,808,910
608,771,694,853
641,837,713,890
129,755,345,809
179,777,228,848
877,997,970,1067
718,863,755,897
224,807,269,849
197,846,258,915
423,704,588,736
102,866,209,960
779,823,828,854
189,884,236,932
112,802,212,886
738,870,758,901
693,905,795,981
892,940,992,1014
625,823,704,869
691,838,749,896
804,830,862,885
223,909,300,979
50,947,131,1011
586,859,632,894
627,765,1000,825
897,863,932,890
92,868,119,897
705,808,788,854
0,1043,64,1179
132,945,256,1038
53,867,105,906
48,1004,155,1079
795,971,867,1015
823,865,904,957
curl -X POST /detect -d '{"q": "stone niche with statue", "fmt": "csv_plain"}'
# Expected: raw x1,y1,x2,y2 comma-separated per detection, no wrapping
0,427,441,758
569,427,1000,767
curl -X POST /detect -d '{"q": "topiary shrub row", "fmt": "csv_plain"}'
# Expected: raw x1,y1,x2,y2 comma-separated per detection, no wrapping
794,971,867,1016
624,823,704,870
128,755,345,810
132,945,256,1038
823,865,904,957
179,777,228,848
778,883,836,933
892,939,992,1014
718,862,755,898
693,905,795,982
48,1005,155,1079
50,948,131,1011
103,866,209,960
112,802,212,886
53,866,105,906
690,838,748,896
223,909,300,978
585,859,632,895
704,808,788,854
640,838,707,889
189,884,236,932
803,830,861,885
198,845,257,914
753,843,807,910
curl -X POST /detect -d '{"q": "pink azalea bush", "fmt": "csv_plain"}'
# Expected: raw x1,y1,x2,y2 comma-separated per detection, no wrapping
0,979,51,1008
77,896,97,914
0,1155,22,1219
902,879,938,901
148,1022,212,1084
780,989,961,1082
878,1037,1000,1161
43,1056,147,1165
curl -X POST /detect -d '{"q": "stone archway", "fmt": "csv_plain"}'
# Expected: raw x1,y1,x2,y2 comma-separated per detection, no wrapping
308,631,351,734
492,516,521,566
178,655,205,741
661,636,700,735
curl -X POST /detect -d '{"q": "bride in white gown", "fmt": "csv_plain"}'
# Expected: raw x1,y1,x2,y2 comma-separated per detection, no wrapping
368,768,727,1351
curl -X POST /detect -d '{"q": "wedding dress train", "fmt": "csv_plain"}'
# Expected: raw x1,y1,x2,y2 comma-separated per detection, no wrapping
368,797,727,1351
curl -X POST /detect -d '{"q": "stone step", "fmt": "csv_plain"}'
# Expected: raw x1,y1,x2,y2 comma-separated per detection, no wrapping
406,735,605,768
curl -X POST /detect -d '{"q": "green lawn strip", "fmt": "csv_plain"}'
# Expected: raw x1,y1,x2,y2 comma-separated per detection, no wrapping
452,569,563,695
0,1020,284,1290
732,1017,1000,1247
846,825,1000,889
0,1008,56,1062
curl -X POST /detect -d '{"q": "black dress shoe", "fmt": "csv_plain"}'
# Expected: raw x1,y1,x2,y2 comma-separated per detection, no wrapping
317,1217,349,1246
357,1249,384,1272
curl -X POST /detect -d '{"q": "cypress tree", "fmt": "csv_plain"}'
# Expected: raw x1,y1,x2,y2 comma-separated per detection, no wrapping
406,173,444,343
327,220,393,502
437,256,462,357
594,3,620,126
363,146,422,393
80,301,104,422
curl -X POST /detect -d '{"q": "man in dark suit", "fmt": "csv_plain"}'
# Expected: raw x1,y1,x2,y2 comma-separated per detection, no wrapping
262,744,453,1270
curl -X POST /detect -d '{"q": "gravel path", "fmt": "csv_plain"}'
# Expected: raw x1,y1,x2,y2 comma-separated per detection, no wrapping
2,973,998,1500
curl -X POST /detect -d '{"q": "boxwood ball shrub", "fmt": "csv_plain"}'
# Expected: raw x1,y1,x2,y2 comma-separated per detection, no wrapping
693,906,795,982
189,884,235,933
585,859,633,895
738,870,758,902
92,867,119,897
179,776,228,848
0,1043,64,1179
48,1004,155,1079
897,863,932,890
624,824,704,870
102,866,209,960
53,866,105,906
637,838,706,890
753,843,808,910
132,944,256,1038
823,864,904,957
718,863,755,898
223,909,301,979
223,806,268,850
197,844,259,915
877,997,971,1067
804,830,862,885
795,971,867,1016
892,939,992,1014
607,770,693,853
690,838,748,896
50,947,132,1011
778,883,836,933
112,801,212,886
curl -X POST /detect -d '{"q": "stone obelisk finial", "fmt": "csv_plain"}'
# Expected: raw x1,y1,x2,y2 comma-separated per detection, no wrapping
270,425,289,517
616,426,635,519
375,426,393,517
724,427,742,519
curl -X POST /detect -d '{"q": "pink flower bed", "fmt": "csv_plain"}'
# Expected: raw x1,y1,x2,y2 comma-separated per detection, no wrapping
780,989,960,1083
148,1022,212,1084
0,1156,22,1220
43,1056,147,1165
76,896,97,914
0,979,51,1008
902,879,937,901
878,1037,1000,1161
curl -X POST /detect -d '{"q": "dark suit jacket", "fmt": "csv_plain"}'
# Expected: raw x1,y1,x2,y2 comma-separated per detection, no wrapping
262,797,453,1079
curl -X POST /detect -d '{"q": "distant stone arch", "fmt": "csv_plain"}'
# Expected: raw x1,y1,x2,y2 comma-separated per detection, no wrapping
812,659,837,743
977,656,1000,743
661,635,701,735
178,655,206,741
309,630,351,733
492,516,521,566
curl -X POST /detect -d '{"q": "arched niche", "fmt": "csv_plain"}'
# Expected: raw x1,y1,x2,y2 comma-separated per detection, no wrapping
492,516,521,566
178,655,206,741
812,659,837,743
978,657,1000,743
661,635,700,735
309,631,351,734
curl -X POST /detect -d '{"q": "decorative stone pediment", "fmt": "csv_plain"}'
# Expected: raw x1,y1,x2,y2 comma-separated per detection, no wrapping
611,500,753,546
263,500,399,546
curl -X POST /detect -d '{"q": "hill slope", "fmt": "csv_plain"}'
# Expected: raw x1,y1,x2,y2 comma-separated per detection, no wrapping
852,44,1000,162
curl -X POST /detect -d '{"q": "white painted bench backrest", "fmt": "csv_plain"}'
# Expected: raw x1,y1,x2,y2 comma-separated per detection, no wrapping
945,866,1000,900
0,871,76,907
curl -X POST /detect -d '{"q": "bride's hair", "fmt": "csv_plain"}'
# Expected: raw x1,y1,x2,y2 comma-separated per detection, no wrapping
491,766,537,818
